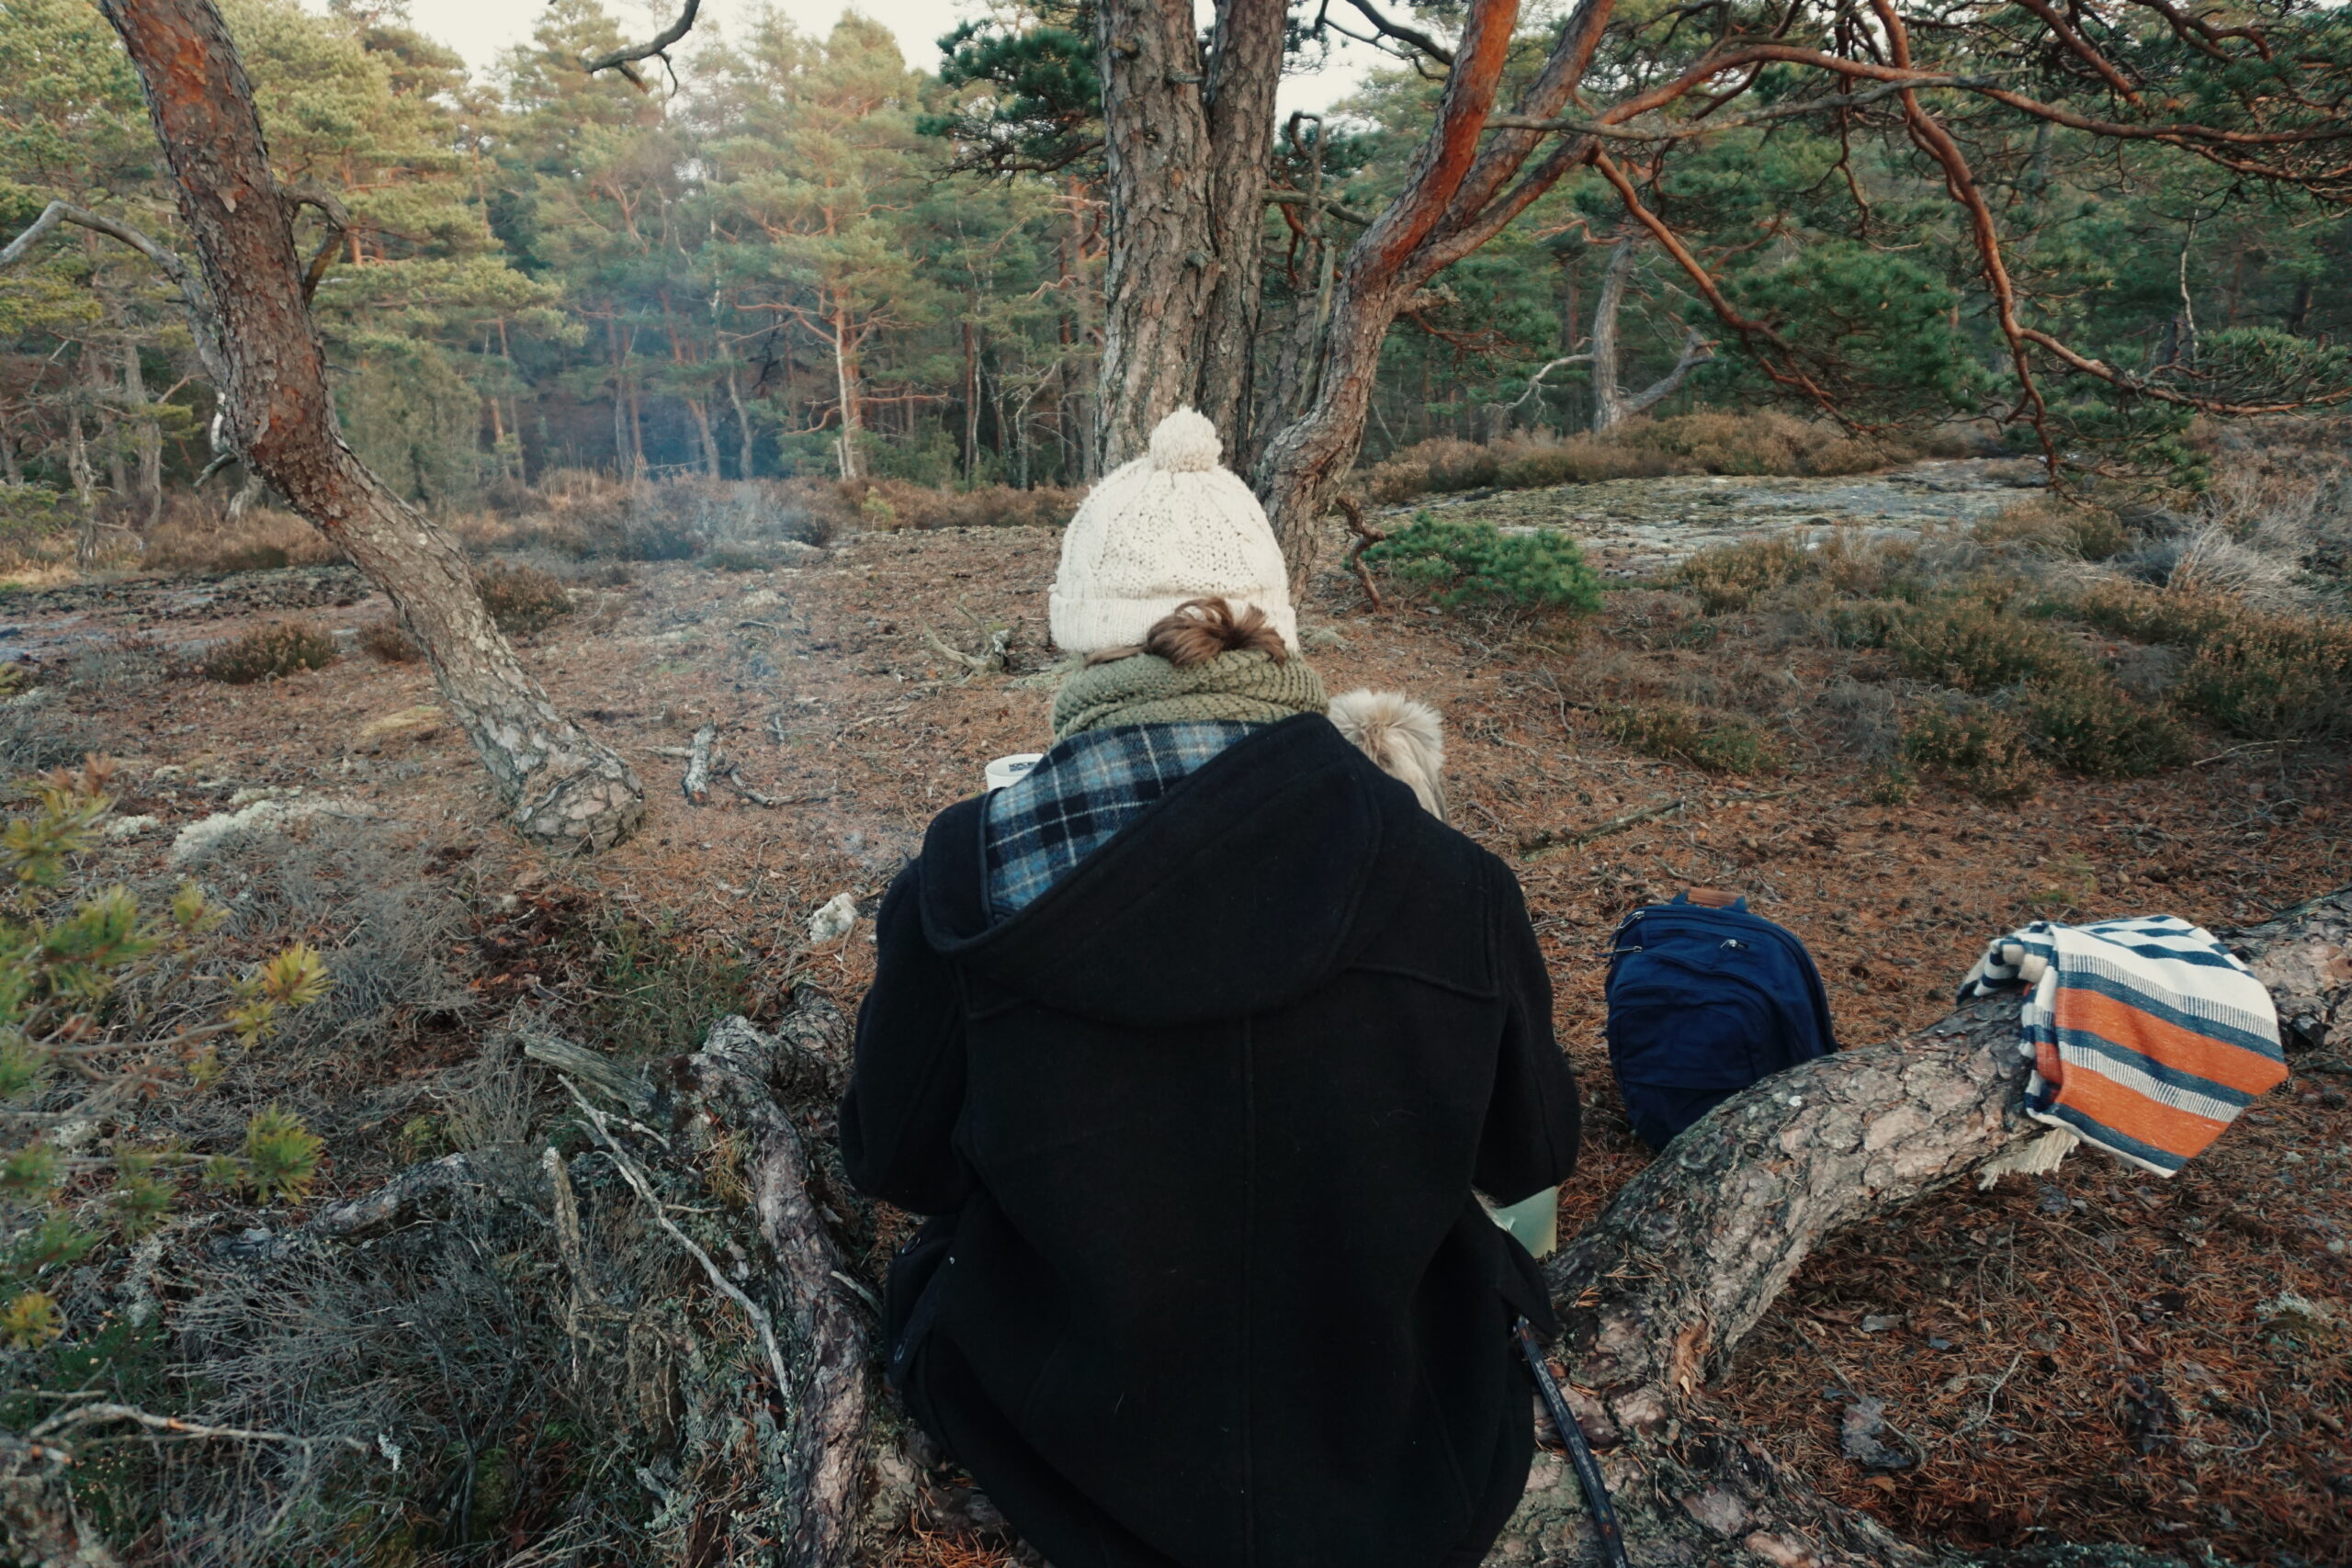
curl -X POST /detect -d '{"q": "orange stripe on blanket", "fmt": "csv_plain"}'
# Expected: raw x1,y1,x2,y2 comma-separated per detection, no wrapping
2042,1060,2232,1161
2055,987,2290,1097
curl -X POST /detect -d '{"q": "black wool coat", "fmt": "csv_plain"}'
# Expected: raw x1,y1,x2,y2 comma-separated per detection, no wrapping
841,715,1582,1568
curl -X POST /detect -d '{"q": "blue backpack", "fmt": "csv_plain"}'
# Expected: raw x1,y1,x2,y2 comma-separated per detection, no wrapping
1605,890,1838,1150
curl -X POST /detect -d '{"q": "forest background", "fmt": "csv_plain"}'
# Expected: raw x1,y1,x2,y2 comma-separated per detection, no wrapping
6,0,2347,533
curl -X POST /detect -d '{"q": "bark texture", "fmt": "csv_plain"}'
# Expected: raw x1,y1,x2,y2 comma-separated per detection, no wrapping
1487,887,2352,1565
93,0,643,854
1193,0,1286,450
687,1011,882,1568
1253,0,1613,583
1093,0,1219,468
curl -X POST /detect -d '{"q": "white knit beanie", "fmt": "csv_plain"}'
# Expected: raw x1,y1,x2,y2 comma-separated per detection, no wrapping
1049,408,1296,654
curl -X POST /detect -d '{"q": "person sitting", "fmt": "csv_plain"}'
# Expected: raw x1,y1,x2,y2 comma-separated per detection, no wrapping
840,408,1581,1568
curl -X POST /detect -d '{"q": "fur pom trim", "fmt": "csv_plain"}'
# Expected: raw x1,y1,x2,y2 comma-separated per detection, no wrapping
1329,689,1446,821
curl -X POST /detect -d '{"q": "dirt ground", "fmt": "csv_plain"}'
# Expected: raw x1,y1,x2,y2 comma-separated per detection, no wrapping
9,518,2348,1564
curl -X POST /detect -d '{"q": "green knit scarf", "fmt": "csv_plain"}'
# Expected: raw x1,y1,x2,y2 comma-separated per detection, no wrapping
1051,649,1329,741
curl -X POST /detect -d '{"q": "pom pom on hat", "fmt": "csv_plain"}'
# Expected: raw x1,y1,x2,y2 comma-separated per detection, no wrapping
1149,407,1223,473
1050,408,1297,654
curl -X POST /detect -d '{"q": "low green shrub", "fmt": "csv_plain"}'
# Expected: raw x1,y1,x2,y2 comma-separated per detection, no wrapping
701,544,773,572
1825,598,1905,648
0,760,331,1345
1600,703,1776,774
1904,701,2041,802
1365,514,1603,615
476,561,574,637
198,620,338,683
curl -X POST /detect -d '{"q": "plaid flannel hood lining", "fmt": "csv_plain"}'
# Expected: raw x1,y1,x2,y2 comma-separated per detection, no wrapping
982,721,1261,920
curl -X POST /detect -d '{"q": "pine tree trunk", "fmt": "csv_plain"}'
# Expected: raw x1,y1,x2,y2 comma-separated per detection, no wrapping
1255,273,1411,588
1193,0,1283,451
726,367,757,480
62,386,98,570
122,336,162,529
687,396,722,479
831,307,863,482
1589,231,1634,434
1092,0,1218,468
94,0,644,855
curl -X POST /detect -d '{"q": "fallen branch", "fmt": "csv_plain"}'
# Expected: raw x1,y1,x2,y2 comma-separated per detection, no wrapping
689,1009,880,1568
683,723,717,804
1518,795,1686,857
560,1077,794,1401
211,1152,481,1264
922,626,1009,676
30,1402,370,1454
525,1032,657,1116
1334,495,1387,611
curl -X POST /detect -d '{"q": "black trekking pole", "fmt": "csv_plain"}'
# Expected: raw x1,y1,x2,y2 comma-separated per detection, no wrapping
1513,1317,1631,1568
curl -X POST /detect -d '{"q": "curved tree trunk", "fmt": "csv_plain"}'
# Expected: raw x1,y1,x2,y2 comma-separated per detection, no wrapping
90,0,644,854
1493,887,2352,1564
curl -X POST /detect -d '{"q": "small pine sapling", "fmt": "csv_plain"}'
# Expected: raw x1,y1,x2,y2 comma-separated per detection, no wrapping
0,759,333,1347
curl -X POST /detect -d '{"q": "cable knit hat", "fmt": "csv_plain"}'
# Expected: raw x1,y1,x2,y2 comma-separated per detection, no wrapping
1049,408,1296,654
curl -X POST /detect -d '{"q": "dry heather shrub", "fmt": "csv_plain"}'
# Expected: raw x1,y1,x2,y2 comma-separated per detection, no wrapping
475,560,574,637
1886,599,2082,692
358,617,421,662
843,478,1081,531
2071,581,2352,739
198,620,337,683
1600,703,1776,774
143,503,341,574
1360,410,1898,505
1672,535,1813,613
1905,699,2042,802
1973,497,2132,561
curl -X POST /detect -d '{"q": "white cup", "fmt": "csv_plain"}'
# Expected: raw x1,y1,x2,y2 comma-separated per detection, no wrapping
984,753,1044,791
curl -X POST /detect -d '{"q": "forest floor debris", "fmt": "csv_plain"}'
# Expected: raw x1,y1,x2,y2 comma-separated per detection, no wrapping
0,487,2345,1563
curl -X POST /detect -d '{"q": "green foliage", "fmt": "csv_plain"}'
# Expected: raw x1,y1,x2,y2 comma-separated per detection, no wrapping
1600,704,1776,774
241,1104,324,1202
1365,514,1603,615
198,620,339,683
476,560,575,637
922,5,1100,175
0,762,330,1340
572,911,757,1062
1904,701,2042,803
1710,242,1984,421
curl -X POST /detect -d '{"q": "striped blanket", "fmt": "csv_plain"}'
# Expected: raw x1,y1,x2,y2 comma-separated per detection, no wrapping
1956,916,2285,1176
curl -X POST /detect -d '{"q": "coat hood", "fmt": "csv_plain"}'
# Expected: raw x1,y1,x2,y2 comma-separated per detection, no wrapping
917,715,1409,1027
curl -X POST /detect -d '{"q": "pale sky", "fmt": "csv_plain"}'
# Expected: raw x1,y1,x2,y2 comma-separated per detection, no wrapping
383,0,1379,114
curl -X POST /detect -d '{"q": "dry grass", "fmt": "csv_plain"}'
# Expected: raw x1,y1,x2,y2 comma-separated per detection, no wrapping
1357,410,1910,507
453,471,1079,563
142,502,343,575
